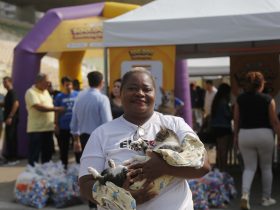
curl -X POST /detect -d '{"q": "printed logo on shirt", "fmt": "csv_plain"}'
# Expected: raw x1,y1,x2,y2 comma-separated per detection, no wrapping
119,139,156,152
119,139,132,149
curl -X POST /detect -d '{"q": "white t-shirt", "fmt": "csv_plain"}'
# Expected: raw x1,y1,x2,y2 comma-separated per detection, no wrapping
79,111,195,210
204,87,217,116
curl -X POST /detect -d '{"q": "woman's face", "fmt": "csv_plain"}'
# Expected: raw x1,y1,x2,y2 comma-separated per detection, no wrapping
121,72,155,117
112,81,121,97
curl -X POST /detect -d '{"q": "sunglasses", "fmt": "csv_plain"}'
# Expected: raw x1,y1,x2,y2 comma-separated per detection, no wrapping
132,126,146,141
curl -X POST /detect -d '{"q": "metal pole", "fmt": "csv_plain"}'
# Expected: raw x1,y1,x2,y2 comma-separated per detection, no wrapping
103,47,109,95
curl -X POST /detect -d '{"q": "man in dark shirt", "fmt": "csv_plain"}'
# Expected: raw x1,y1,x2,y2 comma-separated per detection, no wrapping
1,76,19,164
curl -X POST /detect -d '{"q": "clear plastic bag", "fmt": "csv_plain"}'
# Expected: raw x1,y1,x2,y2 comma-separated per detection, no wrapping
14,170,49,208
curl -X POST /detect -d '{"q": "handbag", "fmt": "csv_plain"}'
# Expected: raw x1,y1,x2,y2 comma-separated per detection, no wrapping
197,115,216,144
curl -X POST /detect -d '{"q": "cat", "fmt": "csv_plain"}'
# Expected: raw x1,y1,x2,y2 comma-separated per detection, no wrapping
88,159,128,187
88,127,182,188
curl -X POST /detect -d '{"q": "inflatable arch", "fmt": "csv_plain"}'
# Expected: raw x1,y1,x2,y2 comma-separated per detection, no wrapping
12,2,139,157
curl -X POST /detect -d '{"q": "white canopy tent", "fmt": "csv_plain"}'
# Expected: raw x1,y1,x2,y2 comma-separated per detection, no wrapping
188,57,229,76
104,0,280,58
103,0,280,125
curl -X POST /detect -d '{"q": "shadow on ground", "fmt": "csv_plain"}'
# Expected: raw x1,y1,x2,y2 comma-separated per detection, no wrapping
218,165,280,210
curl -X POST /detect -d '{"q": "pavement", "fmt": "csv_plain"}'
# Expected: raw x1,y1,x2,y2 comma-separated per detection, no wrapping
0,143,280,210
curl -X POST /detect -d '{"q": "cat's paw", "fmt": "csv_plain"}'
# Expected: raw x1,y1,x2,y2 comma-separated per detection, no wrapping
108,159,116,168
88,167,100,179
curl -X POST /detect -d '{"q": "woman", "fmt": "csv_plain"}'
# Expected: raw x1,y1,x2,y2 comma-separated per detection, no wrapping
79,67,210,210
110,78,124,119
234,71,280,210
210,83,232,171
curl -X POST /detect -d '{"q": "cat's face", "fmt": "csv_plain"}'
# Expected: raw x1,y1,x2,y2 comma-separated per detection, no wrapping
155,127,179,143
100,162,128,187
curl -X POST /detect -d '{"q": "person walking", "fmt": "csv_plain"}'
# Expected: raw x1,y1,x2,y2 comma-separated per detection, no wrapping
54,76,78,169
70,71,112,210
210,83,232,171
25,73,64,166
204,80,217,118
190,82,205,131
234,71,280,209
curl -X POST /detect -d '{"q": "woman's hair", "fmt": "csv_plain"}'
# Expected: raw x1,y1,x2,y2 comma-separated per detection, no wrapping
110,78,122,99
120,67,156,91
113,78,122,85
244,71,265,92
211,83,231,117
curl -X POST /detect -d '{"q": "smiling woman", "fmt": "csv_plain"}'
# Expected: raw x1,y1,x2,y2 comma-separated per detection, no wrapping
120,67,156,125
78,67,211,210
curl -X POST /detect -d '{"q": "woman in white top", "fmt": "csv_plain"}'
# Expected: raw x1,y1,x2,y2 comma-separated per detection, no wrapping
79,67,211,210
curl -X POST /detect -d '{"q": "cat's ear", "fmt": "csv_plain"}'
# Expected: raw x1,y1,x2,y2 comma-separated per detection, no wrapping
108,159,116,168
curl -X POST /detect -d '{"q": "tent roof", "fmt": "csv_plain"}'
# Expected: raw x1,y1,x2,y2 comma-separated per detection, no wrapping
188,57,229,76
104,0,280,57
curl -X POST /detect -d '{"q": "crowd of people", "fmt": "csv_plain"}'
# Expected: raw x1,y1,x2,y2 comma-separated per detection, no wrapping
0,68,279,210
190,71,280,210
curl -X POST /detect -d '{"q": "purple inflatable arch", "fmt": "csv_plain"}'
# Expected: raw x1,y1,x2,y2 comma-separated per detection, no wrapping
175,59,192,126
12,2,193,158
12,3,105,157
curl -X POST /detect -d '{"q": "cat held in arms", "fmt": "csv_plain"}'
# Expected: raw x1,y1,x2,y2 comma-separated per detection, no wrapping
88,127,183,190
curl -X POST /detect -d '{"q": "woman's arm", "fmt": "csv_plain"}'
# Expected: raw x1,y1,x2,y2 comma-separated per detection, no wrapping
124,150,210,205
77,130,106,206
128,150,210,184
233,102,240,147
79,175,99,205
269,99,280,140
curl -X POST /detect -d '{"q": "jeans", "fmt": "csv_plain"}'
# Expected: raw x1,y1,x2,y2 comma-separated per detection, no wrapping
3,117,18,160
239,128,274,198
57,129,72,167
75,133,90,164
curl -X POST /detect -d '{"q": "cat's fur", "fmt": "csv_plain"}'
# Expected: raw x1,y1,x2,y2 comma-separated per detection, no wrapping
88,127,182,188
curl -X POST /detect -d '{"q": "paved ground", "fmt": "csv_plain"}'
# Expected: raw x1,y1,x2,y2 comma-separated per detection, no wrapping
219,165,280,210
0,145,279,210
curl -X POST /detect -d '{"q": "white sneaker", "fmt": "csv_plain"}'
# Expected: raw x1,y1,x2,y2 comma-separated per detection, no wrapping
7,160,20,166
262,197,276,206
240,193,250,210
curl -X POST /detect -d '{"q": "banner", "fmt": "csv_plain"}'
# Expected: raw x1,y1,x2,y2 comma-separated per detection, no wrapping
109,45,175,111
37,17,106,52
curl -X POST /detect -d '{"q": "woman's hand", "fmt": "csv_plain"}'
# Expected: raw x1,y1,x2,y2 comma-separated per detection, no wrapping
126,151,170,185
122,166,158,205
